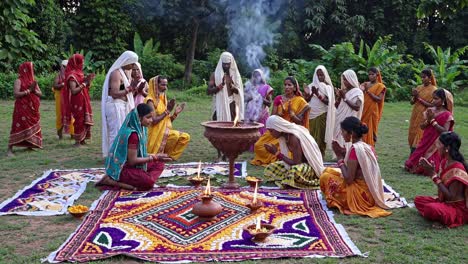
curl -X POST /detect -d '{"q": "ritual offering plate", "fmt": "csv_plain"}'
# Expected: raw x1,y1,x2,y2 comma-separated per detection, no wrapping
68,205,89,219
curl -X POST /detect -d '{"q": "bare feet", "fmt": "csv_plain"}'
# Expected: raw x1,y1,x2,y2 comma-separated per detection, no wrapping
95,175,137,190
73,142,82,148
6,149,14,157
432,223,445,229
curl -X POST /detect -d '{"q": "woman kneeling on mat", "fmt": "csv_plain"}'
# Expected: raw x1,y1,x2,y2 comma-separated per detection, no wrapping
97,103,172,191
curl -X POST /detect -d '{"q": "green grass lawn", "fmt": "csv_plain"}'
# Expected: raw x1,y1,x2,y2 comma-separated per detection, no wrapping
0,90,467,263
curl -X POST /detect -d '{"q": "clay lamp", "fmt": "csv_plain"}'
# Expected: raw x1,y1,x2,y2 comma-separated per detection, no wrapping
246,176,263,188
246,181,263,212
244,216,276,242
192,177,222,220
188,161,205,187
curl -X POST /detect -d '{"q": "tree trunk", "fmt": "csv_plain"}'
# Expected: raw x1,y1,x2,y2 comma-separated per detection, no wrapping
184,18,199,87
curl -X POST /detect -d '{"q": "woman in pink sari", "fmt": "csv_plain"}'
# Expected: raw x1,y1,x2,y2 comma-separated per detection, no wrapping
415,131,468,228
244,69,273,135
405,89,454,175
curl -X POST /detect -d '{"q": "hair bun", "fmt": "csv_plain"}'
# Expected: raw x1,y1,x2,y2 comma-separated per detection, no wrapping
360,122,369,135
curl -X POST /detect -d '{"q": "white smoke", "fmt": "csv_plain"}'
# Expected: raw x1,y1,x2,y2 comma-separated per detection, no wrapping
224,0,284,79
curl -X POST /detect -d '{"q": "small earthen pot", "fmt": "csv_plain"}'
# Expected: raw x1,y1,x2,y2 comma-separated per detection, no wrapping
246,201,264,213
246,178,263,188
188,176,205,187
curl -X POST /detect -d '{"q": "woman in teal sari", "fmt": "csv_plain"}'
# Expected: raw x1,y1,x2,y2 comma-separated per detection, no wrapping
96,103,172,190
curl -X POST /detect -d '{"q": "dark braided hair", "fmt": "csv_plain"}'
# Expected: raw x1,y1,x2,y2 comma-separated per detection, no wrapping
340,116,369,139
439,132,468,171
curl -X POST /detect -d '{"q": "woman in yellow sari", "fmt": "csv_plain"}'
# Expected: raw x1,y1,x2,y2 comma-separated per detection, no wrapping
360,67,386,146
251,76,310,166
408,69,437,153
320,116,404,218
144,76,190,160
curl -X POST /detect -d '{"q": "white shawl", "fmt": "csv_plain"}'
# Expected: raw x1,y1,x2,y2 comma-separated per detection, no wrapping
101,50,139,157
333,87,364,147
212,52,244,121
345,141,404,209
266,115,325,175
307,65,336,150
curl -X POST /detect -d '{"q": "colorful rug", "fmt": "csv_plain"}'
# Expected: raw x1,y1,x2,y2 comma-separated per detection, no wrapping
0,169,104,216
160,161,247,178
46,188,362,262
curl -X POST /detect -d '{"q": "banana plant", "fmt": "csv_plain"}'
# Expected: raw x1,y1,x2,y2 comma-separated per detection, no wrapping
423,43,467,92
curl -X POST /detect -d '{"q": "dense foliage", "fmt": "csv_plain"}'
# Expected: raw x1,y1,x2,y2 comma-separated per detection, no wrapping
0,0,466,101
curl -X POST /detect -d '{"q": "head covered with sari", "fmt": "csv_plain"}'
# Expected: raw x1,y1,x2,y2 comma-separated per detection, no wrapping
105,107,148,181
62,54,85,131
251,68,267,85
311,65,333,89
18,62,35,90
266,115,324,175
101,50,139,156
369,67,383,83
341,69,360,89
213,51,244,121
436,88,454,113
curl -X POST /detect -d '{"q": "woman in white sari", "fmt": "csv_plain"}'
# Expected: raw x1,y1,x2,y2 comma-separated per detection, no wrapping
263,115,324,189
304,65,336,157
332,69,364,149
101,51,139,157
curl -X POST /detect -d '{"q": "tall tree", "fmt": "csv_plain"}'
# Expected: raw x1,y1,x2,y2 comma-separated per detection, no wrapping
0,0,45,69
70,0,132,62
132,0,226,86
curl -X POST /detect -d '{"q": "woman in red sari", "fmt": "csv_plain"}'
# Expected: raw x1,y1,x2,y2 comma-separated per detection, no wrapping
415,132,468,228
64,54,95,147
7,62,43,157
405,89,454,175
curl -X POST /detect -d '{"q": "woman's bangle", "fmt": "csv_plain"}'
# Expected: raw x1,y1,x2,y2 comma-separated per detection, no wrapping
432,176,441,184
431,174,438,180
417,97,425,104
430,119,437,127
164,110,170,116
148,155,154,162
171,113,178,119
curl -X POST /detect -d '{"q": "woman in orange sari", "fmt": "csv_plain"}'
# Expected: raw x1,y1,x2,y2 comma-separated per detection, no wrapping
360,67,386,146
415,132,468,228
7,62,43,157
405,89,454,175
408,69,437,153
251,76,310,166
52,60,74,139
64,54,95,147
320,116,404,217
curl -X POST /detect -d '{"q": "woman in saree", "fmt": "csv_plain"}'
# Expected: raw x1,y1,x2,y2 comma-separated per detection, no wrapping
303,65,335,157
415,132,468,228
7,62,43,157
251,76,310,166
144,76,190,160
52,60,74,139
408,69,437,153
244,69,273,135
405,89,454,175
64,54,95,147
332,69,364,150
132,62,148,106
360,67,386,147
320,116,404,217
263,115,324,189
96,104,172,191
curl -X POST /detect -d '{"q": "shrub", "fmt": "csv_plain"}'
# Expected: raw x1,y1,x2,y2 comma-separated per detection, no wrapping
140,53,184,81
